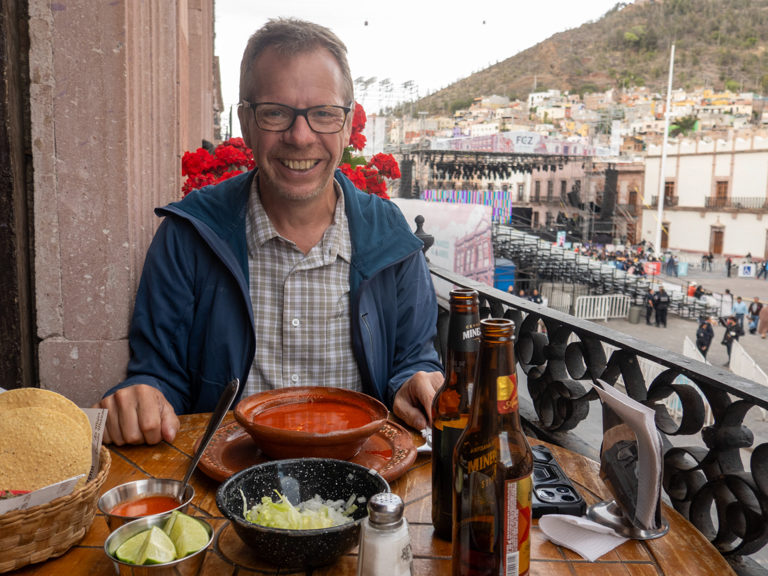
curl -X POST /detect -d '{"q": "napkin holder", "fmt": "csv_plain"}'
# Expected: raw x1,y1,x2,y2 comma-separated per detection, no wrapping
587,379,669,540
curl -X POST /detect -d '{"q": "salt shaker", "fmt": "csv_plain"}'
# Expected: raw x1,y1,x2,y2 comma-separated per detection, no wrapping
356,492,413,576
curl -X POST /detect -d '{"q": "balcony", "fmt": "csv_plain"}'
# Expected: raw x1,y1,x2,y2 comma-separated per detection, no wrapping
704,196,768,210
649,195,679,207
616,203,638,216
420,224,768,573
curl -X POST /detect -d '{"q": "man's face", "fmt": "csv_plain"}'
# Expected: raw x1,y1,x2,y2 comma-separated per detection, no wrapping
238,47,352,203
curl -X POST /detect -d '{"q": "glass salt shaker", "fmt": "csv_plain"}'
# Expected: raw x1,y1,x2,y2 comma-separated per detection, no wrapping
357,492,413,576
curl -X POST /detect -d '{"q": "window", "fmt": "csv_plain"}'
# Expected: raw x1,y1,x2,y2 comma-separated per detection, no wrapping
517,183,525,202
533,211,540,228
534,181,541,202
547,180,554,200
664,181,675,204
715,181,728,207
560,180,567,200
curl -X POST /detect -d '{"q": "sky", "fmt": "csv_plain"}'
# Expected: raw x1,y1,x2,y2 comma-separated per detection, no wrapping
215,0,630,137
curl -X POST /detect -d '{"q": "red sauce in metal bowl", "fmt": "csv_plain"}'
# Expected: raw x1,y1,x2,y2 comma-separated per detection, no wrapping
254,400,372,433
110,495,180,517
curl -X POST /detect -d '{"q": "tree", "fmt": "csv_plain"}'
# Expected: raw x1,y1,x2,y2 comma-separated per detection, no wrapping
669,115,699,137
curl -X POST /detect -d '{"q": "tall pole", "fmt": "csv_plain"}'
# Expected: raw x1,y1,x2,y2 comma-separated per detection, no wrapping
654,44,675,255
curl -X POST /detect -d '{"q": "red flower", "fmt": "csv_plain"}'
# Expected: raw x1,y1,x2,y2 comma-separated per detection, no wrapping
349,131,367,151
181,137,256,196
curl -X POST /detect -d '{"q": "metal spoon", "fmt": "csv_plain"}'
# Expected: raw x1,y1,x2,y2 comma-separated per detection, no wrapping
179,378,240,498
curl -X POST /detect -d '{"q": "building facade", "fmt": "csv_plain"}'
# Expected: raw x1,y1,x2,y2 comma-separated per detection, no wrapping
641,133,768,258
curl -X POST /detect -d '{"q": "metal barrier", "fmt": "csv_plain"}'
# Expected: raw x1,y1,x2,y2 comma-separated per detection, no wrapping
574,294,631,321
427,262,768,574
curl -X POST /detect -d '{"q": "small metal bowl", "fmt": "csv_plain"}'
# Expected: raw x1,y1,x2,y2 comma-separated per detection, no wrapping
98,478,194,530
104,512,212,576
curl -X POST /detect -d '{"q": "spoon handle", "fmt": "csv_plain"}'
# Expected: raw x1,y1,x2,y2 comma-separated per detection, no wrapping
181,378,240,490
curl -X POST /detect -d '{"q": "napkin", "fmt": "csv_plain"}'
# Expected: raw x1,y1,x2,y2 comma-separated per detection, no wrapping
539,514,629,562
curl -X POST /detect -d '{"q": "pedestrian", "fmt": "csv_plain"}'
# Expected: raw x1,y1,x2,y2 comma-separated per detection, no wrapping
726,256,732,277
733,296,747,331
720,315,742,366
707,252,714,271
644,287,654,325
757,259,768,280
748,297,763,334
529,288,543,304
653,286,670,328
695,317,715,359
759,305,768,339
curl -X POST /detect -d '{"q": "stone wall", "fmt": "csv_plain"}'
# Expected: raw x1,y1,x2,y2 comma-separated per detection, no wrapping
29,0,216,406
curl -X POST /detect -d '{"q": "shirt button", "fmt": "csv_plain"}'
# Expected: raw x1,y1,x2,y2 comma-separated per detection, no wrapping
291,318,300,327
291,374,299,383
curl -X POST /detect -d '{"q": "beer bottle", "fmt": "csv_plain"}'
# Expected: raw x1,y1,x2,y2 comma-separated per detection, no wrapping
431,288,480,541
452,318,533,576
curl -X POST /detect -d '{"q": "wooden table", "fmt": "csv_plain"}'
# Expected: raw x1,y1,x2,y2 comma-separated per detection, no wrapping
11,413,735,575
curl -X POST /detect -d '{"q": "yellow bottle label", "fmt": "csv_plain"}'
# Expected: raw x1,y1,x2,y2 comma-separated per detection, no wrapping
497,374,518,414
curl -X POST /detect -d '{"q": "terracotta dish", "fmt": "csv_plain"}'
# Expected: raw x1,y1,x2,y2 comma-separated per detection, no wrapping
234,387,389,460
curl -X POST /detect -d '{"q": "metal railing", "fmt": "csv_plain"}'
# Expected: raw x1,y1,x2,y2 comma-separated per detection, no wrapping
428,263,768,573
573,294,631,321
704,196,768,210
650,195,679,207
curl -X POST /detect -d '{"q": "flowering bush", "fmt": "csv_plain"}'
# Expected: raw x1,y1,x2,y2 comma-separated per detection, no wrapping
181,137,255,196
339,102,400,200
180,103,399,199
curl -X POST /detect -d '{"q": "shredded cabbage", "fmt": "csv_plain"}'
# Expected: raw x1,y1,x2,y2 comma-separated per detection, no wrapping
240,489,359,530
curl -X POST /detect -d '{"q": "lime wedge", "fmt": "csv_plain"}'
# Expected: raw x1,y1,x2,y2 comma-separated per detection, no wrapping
114,530,147,564
163,510,179,535
168,512,209,558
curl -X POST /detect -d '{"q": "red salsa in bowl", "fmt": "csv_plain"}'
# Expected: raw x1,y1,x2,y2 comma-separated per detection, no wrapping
110,495,180,517
234,387,389,460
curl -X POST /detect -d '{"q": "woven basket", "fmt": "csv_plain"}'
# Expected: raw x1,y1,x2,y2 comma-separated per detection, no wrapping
0,445,111,573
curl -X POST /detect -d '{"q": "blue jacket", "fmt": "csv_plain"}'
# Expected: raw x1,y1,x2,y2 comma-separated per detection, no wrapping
105,169,442,413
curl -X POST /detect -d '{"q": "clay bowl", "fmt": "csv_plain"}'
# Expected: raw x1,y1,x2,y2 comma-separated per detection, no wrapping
216,458,389,569
233,387,388,460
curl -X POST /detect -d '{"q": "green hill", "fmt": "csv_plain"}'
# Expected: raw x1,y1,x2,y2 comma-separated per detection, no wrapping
413,0,768,114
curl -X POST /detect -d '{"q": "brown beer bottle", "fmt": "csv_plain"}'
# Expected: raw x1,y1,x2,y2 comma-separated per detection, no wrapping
431,288,480,541
452,318,533,576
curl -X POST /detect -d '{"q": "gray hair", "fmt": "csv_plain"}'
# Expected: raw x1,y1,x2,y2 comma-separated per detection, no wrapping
239,18,354,104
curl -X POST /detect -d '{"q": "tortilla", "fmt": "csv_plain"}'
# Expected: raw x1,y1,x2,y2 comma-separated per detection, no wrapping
0,406,92,491
0,387,91,440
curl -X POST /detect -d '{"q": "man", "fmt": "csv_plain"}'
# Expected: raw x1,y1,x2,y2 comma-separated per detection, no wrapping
644,287,654,325
732,296,747,331
720,315,742,367
529,288,543,304
96,19,443,445
748,297,763,334
695,317,715,359
653,286,670,328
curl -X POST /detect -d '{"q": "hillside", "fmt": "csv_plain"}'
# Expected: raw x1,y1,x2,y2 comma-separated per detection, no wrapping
413,0,768,114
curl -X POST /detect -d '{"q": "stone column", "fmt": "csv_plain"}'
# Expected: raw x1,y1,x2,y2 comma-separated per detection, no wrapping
29,0,215,406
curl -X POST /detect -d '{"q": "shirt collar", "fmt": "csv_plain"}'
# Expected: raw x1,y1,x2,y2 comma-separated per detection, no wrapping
247,176,351,263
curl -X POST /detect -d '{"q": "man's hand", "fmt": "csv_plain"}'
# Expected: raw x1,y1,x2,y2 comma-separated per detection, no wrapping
393,371,444,431
93,384,179,446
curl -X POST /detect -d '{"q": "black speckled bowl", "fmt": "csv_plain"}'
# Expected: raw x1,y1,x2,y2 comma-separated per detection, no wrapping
215,458,389,569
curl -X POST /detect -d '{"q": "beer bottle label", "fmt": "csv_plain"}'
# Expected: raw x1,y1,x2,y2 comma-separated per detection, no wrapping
497,375,519,414
503,476,532,576
449,313,481,353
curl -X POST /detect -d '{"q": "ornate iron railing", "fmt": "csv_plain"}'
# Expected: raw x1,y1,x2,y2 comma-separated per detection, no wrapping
428,263,768,574
705,196,768,210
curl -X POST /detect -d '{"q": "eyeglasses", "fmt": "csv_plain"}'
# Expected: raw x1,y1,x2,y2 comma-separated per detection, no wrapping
241,101,351,134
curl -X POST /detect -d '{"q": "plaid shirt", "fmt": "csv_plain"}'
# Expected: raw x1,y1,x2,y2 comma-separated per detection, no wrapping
244,179,361,397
